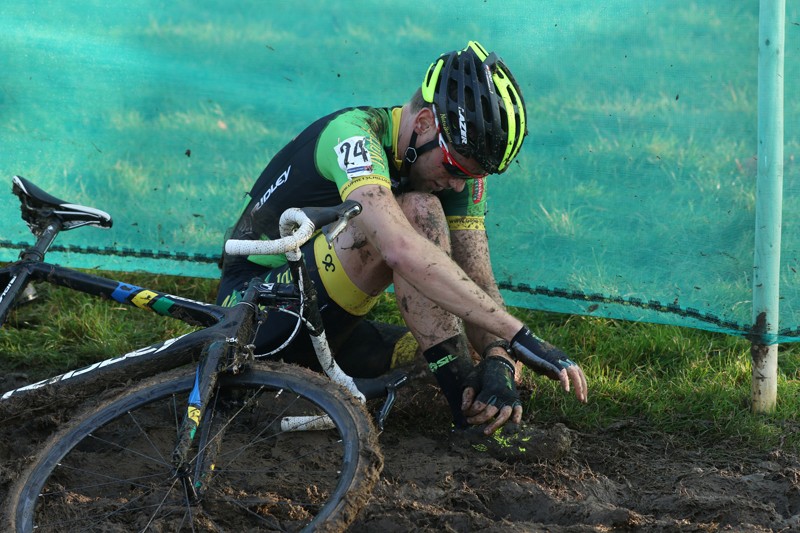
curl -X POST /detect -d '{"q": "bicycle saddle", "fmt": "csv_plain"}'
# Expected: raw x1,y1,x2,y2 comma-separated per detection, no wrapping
12,175,113,232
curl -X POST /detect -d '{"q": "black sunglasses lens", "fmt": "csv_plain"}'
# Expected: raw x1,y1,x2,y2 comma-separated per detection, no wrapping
443,162,470,179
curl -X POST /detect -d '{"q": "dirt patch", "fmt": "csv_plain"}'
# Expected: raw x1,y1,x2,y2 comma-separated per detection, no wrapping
1,371,798,532
349,379,800,532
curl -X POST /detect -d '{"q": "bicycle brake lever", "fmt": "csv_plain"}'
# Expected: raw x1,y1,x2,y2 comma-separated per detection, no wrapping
324,203,362,246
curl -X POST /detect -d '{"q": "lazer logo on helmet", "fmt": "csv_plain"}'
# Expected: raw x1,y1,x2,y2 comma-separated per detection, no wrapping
458,107,468,145
254,165,291,212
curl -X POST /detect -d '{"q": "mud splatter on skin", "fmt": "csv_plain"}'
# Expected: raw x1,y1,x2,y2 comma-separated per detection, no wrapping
340,235,373,265
452,230,491,274
357,247,374,265
346,237,369,250
409,209,448,249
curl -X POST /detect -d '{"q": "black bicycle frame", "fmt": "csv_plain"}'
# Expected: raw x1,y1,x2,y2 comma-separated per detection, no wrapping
0,227,316,407
0,260,223,328
1,241,323,503
1,176,406,431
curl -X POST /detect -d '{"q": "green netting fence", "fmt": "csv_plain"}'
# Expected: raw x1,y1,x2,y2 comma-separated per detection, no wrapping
2,1,798,342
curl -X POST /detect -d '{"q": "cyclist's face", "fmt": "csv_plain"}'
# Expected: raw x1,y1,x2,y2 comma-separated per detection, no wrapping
409,139,479,194
406,107,487,194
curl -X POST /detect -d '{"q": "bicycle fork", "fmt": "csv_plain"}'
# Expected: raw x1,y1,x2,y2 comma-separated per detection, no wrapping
171,339,229,503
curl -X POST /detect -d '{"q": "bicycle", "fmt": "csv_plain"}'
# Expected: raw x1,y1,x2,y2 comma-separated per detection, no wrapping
0,175,409,532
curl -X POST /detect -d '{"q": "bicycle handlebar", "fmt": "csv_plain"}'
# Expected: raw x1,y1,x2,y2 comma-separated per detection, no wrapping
224,208,314,257
224,201,362,257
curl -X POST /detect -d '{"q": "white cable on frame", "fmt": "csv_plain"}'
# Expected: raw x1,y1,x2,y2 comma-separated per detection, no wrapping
310,332,365,402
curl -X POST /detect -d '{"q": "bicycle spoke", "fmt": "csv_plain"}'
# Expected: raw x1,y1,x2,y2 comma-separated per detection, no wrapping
80,429,172,467
12,363,379,532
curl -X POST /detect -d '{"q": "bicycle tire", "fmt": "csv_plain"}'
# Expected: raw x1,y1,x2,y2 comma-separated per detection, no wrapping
4,361,382,533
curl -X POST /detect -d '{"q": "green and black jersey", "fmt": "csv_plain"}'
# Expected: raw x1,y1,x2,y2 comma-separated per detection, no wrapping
222,106,489,273
217,106,490,363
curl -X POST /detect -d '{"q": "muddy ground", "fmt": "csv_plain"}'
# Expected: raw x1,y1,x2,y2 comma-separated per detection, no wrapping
0,368,798,532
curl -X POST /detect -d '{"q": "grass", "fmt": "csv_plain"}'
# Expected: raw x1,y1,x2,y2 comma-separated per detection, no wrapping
516,309,800,445
0,272,211,371
2,271,797,455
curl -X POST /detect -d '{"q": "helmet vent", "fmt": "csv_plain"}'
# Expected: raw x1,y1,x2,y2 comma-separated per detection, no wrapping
480,95,491,120
447,79,459,101
465,86,476,112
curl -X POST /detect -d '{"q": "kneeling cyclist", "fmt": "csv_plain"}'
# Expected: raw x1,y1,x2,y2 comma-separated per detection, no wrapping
217,41,588,444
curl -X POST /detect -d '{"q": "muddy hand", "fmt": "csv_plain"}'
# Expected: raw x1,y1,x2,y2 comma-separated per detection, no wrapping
461,356,523,435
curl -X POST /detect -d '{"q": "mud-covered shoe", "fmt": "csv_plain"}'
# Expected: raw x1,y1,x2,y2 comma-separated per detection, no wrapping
451,422,572,462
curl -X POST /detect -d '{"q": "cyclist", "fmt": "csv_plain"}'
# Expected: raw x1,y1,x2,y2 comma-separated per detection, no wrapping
218,41,588,439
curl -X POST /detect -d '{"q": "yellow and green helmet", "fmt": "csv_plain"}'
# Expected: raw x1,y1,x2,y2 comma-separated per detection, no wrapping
421,41,527,174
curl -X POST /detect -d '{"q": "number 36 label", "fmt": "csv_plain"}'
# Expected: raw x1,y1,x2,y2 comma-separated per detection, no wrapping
335,136,373,178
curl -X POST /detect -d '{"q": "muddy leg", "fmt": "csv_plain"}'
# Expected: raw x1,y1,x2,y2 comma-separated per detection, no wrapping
394,193,474,426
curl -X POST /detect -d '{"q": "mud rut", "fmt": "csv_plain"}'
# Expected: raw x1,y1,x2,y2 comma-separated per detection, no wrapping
1,371,798,532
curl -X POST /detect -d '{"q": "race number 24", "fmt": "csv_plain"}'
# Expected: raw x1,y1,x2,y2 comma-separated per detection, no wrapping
336,136,373,177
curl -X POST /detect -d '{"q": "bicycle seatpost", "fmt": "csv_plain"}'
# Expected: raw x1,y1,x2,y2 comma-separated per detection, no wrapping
0,217,62,323
18,217,63,262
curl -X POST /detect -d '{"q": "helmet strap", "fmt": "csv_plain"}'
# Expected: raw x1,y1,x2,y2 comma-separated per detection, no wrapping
402,130,439,174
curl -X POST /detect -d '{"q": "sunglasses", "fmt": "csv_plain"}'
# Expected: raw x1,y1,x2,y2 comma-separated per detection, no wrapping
432,108,488,180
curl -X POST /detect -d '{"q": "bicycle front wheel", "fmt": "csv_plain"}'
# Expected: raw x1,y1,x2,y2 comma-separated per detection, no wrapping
5,361,382,533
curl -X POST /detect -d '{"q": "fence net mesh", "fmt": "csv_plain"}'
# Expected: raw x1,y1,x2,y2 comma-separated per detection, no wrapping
2,1,799,341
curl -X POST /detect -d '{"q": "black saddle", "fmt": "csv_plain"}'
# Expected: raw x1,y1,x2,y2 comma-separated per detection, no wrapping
12,175,113,233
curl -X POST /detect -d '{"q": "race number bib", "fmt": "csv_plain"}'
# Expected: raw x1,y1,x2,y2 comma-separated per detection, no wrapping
335,136,373,178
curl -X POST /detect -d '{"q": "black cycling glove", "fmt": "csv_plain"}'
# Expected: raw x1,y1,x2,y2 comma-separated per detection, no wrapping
466,356,521,411
511,326,577,381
